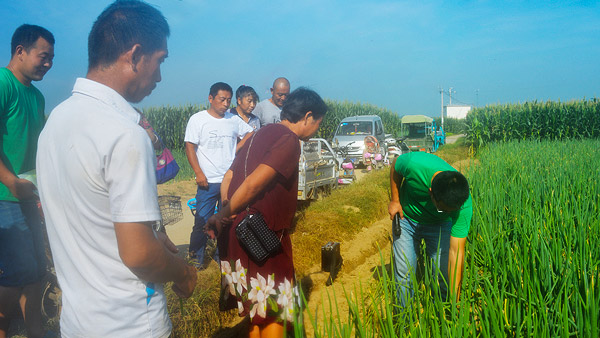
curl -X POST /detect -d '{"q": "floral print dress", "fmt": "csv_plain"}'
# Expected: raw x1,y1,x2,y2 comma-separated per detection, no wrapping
218,124,300,325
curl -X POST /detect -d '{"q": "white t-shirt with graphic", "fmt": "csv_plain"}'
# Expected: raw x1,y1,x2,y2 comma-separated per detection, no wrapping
184,110,253,183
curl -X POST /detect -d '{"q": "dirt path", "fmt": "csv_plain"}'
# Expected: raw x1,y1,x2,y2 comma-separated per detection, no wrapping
445,134,464,144
299,217,392,336
157,180,197,255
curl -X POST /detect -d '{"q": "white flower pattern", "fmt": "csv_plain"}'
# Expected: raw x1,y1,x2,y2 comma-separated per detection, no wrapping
220,261,235,296
233,259,247,295
223,260,296,322
276,278,295,321
248,273,276,319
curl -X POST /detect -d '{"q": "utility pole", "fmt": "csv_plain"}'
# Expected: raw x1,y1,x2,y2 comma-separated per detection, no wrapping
439,87,444,130
448,87,455,105
476,89,479,107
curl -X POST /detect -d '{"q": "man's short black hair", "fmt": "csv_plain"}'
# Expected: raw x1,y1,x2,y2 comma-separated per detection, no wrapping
280,87,328,123
235,85,258,102
88,0,169,69
11,24,55,56
209,82,233,97
431,171,470,209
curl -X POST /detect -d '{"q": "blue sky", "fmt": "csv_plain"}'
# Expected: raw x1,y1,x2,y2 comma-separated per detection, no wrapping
1,0,599,117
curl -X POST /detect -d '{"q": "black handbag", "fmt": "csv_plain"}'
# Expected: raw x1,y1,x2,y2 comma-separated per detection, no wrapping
235,133,282,263
236,213,282,263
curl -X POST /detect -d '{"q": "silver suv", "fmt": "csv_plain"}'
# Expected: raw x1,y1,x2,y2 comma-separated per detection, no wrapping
332,115,386,166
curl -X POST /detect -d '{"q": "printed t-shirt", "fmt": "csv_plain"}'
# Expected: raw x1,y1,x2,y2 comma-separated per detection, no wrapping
184,110,253,183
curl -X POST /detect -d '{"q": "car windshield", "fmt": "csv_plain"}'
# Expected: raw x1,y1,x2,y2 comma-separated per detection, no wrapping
337,121,372,136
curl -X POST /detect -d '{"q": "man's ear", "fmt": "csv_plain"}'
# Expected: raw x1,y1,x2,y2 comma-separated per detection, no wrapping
129,44,144,72
304,111,314,124
14,45,25,60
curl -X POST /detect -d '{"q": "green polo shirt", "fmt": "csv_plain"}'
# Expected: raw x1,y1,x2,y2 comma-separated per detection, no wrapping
395,152,472,238
0,67,45,202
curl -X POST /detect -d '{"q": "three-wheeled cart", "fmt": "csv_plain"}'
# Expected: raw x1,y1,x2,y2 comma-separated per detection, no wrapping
400,115,445,152
298,138,339,200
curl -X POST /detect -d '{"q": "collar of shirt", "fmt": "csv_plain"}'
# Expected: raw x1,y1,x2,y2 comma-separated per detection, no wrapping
230,107,258,121
72,77,140,124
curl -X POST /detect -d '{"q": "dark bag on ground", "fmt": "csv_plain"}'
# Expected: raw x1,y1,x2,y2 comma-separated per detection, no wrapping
235,213,282,263
321,241,342,285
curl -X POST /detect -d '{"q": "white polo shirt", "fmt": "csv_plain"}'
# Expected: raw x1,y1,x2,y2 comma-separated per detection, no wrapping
184,110,253,183
37,78,170,337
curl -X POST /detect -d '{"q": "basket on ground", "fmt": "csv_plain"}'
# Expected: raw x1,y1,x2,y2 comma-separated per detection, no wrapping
158,195,183,226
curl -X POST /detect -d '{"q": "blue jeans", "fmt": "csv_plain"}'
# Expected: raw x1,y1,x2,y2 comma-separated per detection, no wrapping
0,200,46,287
392,216,451,307
189,184,221,266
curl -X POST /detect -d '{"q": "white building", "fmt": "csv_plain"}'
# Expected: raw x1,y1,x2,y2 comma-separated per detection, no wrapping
444,105,472,119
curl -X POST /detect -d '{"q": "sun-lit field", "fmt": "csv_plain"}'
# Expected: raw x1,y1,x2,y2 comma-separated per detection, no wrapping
290,139,599,337
156,100,599,337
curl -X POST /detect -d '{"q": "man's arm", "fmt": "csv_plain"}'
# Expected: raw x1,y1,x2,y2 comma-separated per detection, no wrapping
448,236,467,301
184,141,208,188
144,128,161,151
0,159,36,200
220,169,233,203
236,132,253,153
114,221,197,298
206,164,278,237
388,156,404,219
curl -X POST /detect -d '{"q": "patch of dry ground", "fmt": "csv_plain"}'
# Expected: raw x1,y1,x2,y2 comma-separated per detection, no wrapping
299,217,392,337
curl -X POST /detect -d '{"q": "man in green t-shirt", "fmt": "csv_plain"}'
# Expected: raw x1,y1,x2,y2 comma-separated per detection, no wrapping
0,24,54,338
388,151,472,306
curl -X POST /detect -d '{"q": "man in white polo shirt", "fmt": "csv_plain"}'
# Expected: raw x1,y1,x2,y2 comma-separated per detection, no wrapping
184,82,253,268
36,1,197,337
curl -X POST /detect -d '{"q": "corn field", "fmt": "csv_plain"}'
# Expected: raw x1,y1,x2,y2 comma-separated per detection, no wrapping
299,139,599,337
465,99,600,148
143,100,403,150
143,103,207,150
435,117,468,134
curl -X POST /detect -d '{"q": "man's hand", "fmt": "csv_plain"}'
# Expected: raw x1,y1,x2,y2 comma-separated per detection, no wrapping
195,173,208,189
8,178,38,200
205,212,235,239
171,265,197,298
156,231,179,254
388,200,404,220
205,214,220,239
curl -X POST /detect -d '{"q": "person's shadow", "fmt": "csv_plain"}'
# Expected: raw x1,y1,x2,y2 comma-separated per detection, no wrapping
370,263,393,281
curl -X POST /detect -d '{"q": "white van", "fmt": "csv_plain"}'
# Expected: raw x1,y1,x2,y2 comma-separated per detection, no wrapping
332,115,386,166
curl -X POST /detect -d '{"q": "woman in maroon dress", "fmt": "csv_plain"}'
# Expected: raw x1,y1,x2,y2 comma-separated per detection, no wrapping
207,88,327,337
